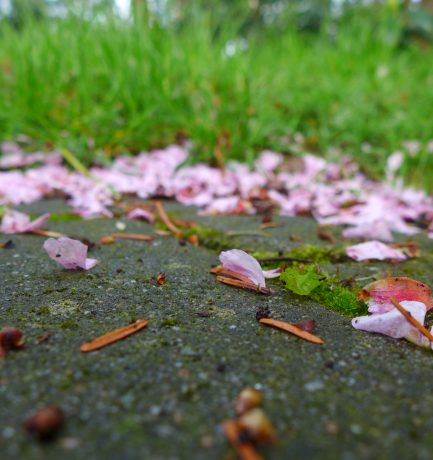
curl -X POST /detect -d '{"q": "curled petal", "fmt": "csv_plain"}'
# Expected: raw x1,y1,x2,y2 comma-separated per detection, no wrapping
220,249,266,288
43,237,98,270
352,300,427,339
263,268,281,279
126,208,154,223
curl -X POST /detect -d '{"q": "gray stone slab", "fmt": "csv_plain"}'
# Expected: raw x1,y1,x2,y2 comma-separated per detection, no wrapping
1,200,433,460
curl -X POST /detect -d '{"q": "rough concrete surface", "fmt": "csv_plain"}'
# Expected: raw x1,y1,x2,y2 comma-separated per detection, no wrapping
2,199,433,460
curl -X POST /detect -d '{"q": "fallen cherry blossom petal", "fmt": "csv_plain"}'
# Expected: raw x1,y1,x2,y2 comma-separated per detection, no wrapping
43,237,98,270
219,249,280,288
126,208,154,223
352,300,427,343
346,241,406,262
359,277,433,314
0,210,50,234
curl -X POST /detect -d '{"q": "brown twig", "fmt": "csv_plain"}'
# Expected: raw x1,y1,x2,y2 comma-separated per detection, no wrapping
223,420,264,460
210,265,258,285
390,297,433,342
31,229,65,238
259,318,324,345
110,233,154,241
80,320,148,353
155,201,181,234
216,276,271,295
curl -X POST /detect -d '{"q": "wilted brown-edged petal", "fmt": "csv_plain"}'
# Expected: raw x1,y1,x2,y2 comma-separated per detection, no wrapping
359,277,433,313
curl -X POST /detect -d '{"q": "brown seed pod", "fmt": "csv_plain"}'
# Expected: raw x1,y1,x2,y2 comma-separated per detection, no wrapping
23,405,65,440
238,408,277,444
235,388,263,416
0,327,24,357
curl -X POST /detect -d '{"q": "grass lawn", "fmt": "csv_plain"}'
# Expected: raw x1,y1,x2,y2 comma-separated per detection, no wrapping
1,3,433,190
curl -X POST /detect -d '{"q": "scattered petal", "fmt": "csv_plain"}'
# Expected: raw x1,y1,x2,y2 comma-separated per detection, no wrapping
346,241,406,262
220,249,272,288
43,237,98,270
126,208,154,223
352,300,427,340
0,210,50,234
359,277,433,313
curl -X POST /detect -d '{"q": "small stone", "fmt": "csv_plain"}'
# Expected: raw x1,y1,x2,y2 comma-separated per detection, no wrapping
350,424,362,434
60,437,80,450
304,380,324,392
2,427,15,438
200,435,214,448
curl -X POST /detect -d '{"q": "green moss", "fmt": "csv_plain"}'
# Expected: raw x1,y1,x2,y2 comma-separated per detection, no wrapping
60,319,79,329
161,317,178,327
281,264,367,317
46,213,82,222
184,226,235,252
287,244,345,264
39,306,50,314
253,245,346,267
311,282,367,317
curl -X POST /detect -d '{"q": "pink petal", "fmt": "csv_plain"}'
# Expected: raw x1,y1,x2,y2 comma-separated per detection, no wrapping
0,210,50,234
126,208,154,223
263,268,281,279
360,277,433,313
219,249,266,288
346,241,406,262
352,300,427,339
43,237,98,270
24,213,50,232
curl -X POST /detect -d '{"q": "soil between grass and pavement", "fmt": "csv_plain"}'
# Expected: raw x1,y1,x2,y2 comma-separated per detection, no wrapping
2,199,433,460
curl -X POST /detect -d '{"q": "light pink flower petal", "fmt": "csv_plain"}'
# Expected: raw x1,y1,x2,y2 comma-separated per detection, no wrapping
43,237,98,270
263,268,281,279
255,150,283,172
346,241,406,262
219,249,266,288
126,208,154,223
84,258,99,270
24,213,50,232
0,210,50,234
352,300,427,339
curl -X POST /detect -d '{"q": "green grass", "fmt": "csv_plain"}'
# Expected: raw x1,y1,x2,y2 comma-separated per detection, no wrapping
1,5,433,188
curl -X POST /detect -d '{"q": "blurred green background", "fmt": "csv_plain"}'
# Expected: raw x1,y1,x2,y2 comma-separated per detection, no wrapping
1,0,433,188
